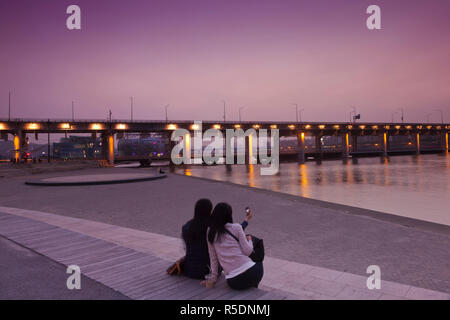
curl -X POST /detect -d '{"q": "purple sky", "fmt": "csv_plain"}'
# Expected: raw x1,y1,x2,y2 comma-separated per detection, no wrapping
1,0,449,123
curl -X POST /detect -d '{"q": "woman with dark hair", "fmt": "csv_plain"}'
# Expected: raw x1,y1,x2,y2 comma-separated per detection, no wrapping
204,203,263,290
182,199,213,279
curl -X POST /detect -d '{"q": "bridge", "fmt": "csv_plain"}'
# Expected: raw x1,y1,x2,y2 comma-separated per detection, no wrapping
0,118,448,165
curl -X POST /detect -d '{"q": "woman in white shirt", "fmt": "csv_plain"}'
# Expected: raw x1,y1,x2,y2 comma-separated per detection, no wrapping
205,202,263,290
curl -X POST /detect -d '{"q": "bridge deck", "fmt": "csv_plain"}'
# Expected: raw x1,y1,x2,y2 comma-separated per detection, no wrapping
0,212,286,300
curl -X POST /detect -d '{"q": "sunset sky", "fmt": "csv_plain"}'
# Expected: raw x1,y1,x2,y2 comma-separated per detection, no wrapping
1,0,449,123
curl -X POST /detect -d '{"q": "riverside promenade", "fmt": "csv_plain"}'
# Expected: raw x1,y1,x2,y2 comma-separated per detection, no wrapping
0,167,449,299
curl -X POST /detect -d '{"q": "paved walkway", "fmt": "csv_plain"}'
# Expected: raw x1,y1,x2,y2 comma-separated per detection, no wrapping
0,206,447,300
0,209,286,300
0,236,129,300
1,169,448,293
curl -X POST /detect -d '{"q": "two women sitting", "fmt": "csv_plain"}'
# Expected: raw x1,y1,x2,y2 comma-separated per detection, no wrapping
181,199,263,290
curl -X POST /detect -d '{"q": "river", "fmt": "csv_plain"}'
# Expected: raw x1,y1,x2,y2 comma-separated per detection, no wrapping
175,154,450,226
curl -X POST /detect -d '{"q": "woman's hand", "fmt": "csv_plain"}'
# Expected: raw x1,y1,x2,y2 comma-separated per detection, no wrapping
245,210,254,222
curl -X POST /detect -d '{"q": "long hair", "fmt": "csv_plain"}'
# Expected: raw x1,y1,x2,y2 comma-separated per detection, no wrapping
207,202,233,244
185,199,213,242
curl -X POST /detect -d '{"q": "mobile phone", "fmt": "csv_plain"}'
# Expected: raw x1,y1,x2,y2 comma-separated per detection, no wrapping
245,207,251,216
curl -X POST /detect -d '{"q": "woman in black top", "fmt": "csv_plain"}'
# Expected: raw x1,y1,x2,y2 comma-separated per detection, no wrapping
182,199,213,279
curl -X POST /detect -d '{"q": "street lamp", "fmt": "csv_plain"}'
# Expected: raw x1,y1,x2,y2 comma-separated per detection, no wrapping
8,91,11,121
164,104,170,122
426,113,432,123
292,104,299,122
239,107,245,122
130,97,134,121
222,100,226,122
299,108,304,122
391,111,398,123
397,108,404,123
435,109,444,124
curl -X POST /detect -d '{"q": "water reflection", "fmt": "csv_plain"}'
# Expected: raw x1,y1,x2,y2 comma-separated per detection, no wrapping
175,154,450,226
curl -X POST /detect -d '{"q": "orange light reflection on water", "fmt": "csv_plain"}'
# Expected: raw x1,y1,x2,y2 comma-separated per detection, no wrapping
298,164,310,197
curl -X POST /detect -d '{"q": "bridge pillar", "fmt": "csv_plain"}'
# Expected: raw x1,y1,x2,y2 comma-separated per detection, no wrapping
101,133,115,166
245,133,257,164
342,133,349,163
315,135,322,164
297,132,305,164
415,133,420,155
445,132,449,153
382,132,388,158
351,134,358,153
13,131,22,163
351,134,358,164
108,134,115,166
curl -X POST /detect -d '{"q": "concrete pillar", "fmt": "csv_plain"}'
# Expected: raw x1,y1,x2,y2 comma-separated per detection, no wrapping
445,132,449,153
382,132,388,158
101,133,115,166
108,134,115,166
14,131,22,163
415,133,420,155
315,135,322,164
441,131,448,153
351,134,358,153
245,133,257,164
297,132,305,164
351,134,358,164
342,133,349,163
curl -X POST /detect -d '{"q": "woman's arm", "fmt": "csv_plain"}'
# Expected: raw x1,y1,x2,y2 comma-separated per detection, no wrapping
236,225,253,256
206,235,219,282
241,209,253,230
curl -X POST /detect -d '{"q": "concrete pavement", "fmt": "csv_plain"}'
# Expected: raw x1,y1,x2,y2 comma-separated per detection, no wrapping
0,167,449,294
0,206,447,300
0,235,129,300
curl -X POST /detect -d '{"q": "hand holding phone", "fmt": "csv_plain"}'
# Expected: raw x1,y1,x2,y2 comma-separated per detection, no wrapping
245,207,253,222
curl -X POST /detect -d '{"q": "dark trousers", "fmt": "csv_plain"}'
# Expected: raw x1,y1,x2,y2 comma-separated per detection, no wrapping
227,262,264,290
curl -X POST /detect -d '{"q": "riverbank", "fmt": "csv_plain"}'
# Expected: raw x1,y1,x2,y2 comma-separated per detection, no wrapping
0,167,448,293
